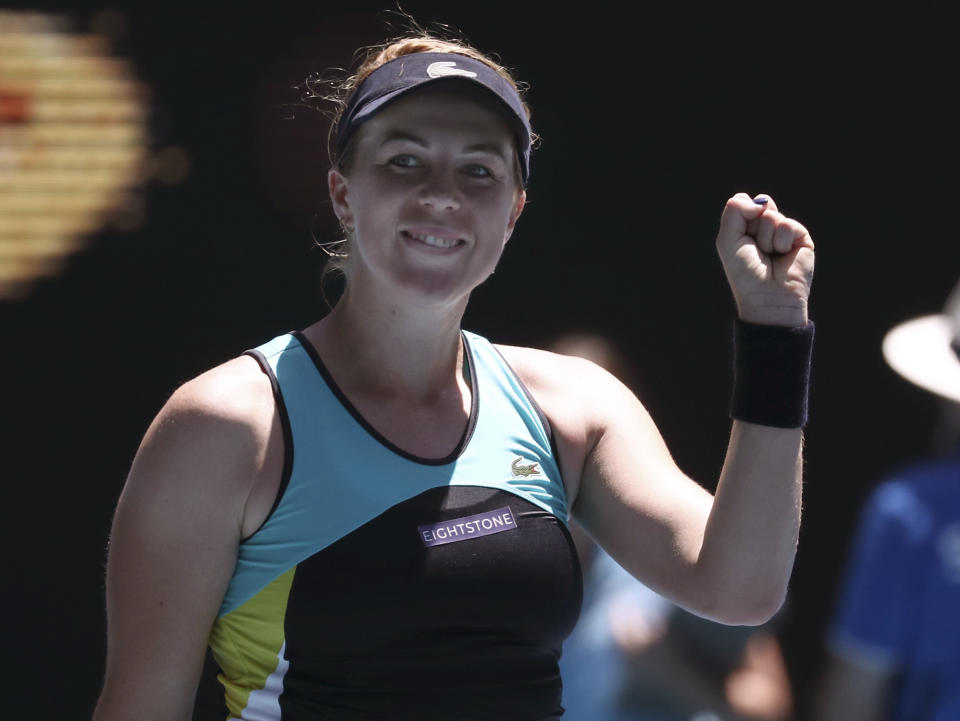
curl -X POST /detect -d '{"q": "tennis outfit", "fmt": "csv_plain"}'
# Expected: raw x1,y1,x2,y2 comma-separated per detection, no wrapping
208,330,583,721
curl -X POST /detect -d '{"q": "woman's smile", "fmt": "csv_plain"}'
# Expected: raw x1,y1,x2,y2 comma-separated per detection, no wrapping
327,87,525,303
401,227,467,251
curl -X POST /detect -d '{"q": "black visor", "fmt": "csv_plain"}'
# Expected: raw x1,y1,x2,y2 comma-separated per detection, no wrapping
334,52,532,186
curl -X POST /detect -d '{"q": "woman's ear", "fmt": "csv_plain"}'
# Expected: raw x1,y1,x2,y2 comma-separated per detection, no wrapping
328,168,353,231
504,190,527,242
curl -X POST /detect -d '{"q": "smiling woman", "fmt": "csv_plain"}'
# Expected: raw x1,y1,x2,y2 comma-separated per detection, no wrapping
328,86,525,307
316,40,533,289
91,19,816,721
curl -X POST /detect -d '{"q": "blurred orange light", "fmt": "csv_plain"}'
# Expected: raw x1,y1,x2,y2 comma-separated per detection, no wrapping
0,10,152,299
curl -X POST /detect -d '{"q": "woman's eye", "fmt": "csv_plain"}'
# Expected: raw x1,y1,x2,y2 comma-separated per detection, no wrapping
464,164,493,178
389,154,420,168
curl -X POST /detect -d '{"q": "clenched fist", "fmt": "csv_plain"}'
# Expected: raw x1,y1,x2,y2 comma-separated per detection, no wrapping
715,193,815,327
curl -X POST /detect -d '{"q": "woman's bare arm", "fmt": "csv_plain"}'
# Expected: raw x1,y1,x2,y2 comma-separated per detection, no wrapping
92,356,279,721
500,343,801,625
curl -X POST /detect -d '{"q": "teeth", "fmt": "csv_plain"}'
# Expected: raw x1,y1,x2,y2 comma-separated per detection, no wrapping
409,232,459,248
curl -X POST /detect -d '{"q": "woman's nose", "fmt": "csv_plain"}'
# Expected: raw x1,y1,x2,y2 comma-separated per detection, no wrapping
417,167,461,211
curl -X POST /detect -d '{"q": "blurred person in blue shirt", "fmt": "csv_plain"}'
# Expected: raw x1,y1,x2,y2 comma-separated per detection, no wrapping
814,280,960,721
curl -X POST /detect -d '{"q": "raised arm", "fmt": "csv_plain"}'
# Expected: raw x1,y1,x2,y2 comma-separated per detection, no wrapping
91,356,280,721
509,193,814,626
697,191,814,621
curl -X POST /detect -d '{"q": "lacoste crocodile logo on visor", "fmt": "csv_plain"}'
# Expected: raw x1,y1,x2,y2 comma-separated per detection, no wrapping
426,61,478,79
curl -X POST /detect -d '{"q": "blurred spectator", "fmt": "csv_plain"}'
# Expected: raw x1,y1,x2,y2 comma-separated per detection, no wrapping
551,332,794,721
813,280,960,721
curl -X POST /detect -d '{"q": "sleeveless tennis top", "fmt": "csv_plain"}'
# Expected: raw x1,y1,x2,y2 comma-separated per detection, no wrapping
208,330,583,721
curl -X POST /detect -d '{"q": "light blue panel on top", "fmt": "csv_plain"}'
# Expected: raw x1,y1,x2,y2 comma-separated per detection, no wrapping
218,330,568,616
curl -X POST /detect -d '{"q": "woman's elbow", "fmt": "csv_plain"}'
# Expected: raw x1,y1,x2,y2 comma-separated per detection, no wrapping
692,579,788,626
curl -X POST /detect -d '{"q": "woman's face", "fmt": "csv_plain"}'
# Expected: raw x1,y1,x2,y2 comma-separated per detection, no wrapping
328,86,526,308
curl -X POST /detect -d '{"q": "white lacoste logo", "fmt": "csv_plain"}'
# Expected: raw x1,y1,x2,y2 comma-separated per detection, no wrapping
426,61,478,79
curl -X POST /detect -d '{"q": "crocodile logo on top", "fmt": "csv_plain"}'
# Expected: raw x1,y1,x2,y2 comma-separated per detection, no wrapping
511,457,541,478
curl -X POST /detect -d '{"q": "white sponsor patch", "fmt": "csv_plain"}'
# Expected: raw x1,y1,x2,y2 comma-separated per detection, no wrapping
419,506,516,547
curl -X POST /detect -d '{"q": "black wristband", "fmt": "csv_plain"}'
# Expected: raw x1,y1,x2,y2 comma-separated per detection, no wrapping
730,319,814,428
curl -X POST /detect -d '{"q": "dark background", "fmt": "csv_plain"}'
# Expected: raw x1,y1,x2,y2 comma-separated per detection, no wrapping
5,2,958,718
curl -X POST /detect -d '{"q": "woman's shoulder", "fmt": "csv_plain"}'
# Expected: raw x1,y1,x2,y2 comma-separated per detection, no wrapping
112,357,276,552
492,344,637,503
169,354,273,421
493,343,636,438
493,343,627,400
140,354,276,476
494,341,651,441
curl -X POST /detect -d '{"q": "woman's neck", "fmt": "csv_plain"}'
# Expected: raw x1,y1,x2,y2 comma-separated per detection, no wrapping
306,283,469,403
